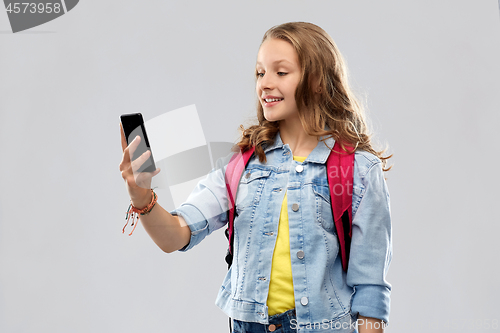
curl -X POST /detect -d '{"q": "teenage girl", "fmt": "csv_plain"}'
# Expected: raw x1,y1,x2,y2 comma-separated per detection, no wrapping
119,22,392,333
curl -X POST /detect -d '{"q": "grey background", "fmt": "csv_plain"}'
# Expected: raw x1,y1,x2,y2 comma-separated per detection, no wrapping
1,1,499,332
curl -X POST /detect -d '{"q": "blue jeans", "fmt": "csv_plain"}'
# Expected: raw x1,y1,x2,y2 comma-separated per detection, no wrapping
232,309,360,332
232,308,297,333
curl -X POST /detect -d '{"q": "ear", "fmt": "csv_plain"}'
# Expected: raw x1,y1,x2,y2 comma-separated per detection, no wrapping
309,75,322,94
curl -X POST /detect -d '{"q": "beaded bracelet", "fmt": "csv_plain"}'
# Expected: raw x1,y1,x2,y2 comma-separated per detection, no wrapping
123,189,158,236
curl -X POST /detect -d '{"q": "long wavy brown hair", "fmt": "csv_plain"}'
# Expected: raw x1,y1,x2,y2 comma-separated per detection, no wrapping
236,22,392,171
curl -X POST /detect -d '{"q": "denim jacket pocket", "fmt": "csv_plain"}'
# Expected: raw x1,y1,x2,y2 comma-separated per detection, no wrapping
313,183,366,225
235,168,272,216
351,185,365,216
312,184,335,233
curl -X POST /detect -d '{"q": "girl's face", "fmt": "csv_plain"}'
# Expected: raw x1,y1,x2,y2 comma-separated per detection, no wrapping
256,38,301,124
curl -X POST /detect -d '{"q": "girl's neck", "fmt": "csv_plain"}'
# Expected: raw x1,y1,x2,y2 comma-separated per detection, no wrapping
279,119,318,157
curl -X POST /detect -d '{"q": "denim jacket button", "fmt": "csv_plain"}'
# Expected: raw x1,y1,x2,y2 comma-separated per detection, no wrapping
245,172,251,178
297,250,305,259
269,324,276,331
295,165,304,173
300,296,309,305
292,203,299,212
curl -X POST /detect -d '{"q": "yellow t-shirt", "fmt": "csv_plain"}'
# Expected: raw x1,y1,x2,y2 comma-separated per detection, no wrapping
266,155,306,316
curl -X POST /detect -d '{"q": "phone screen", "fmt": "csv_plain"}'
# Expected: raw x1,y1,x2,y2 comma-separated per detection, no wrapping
120,113,157,173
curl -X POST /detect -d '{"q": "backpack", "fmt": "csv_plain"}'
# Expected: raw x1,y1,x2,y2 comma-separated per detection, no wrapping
223,141,355,272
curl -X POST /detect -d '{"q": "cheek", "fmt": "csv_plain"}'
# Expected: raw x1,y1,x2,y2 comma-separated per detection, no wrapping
286,86,297,101
286,80,299,96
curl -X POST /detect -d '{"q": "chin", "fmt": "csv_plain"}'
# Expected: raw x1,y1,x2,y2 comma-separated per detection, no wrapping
263,112,280,123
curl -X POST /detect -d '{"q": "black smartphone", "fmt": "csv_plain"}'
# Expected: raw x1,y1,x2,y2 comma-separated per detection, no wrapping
120,113,157,173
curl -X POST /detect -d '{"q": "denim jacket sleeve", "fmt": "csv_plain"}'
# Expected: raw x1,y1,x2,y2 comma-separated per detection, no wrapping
346,153,392,324
170,154,232,252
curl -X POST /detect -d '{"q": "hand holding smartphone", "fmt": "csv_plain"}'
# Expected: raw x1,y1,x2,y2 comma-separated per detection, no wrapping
120,113,157,173
120,113,160,197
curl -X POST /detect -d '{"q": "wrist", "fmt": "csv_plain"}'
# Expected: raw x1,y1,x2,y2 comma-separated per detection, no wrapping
123,189,158,236
131,190,153,210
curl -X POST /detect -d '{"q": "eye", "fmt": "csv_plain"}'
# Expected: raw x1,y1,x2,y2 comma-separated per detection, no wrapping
256,72,264,78
277,72,288,76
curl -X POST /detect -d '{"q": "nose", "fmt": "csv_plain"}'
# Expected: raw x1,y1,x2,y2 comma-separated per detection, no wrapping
258,73,274,91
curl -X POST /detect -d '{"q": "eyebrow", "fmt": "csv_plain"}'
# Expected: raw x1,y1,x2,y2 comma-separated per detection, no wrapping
255,59,294,67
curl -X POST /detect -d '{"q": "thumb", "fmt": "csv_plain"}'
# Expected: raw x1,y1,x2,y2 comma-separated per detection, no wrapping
152,168,161,177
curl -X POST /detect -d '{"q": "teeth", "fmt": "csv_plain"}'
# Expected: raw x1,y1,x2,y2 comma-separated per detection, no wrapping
265,98,282,102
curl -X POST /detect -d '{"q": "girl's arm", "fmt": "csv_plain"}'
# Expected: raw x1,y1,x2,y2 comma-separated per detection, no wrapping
346,153,392,325
131,195,192,253
357,315,385,333
119,125,191,253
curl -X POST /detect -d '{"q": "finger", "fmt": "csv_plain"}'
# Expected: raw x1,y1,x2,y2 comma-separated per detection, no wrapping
120,123,127,151
120,148,132,172
152,167,161,177
120,136,141,172
123,135,141,163
120,122,141,156
130,149,152,173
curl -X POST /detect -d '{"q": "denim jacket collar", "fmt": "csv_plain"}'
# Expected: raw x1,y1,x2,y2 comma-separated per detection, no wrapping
264,130,336,165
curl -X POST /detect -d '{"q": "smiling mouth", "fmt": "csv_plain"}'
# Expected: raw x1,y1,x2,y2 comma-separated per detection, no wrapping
264,98,284,103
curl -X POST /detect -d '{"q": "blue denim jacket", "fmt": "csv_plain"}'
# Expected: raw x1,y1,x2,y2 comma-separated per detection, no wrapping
172,132,392,332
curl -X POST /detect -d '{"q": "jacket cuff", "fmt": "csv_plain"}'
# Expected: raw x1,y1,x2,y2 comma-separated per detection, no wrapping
351,284,391,324
170,205,209,252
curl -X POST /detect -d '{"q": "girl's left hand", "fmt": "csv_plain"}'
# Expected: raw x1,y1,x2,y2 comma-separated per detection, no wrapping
357,315,385,333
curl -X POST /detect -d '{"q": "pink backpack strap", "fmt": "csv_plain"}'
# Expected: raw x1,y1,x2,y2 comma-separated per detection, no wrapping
327,141,355,271
225,147,255,257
